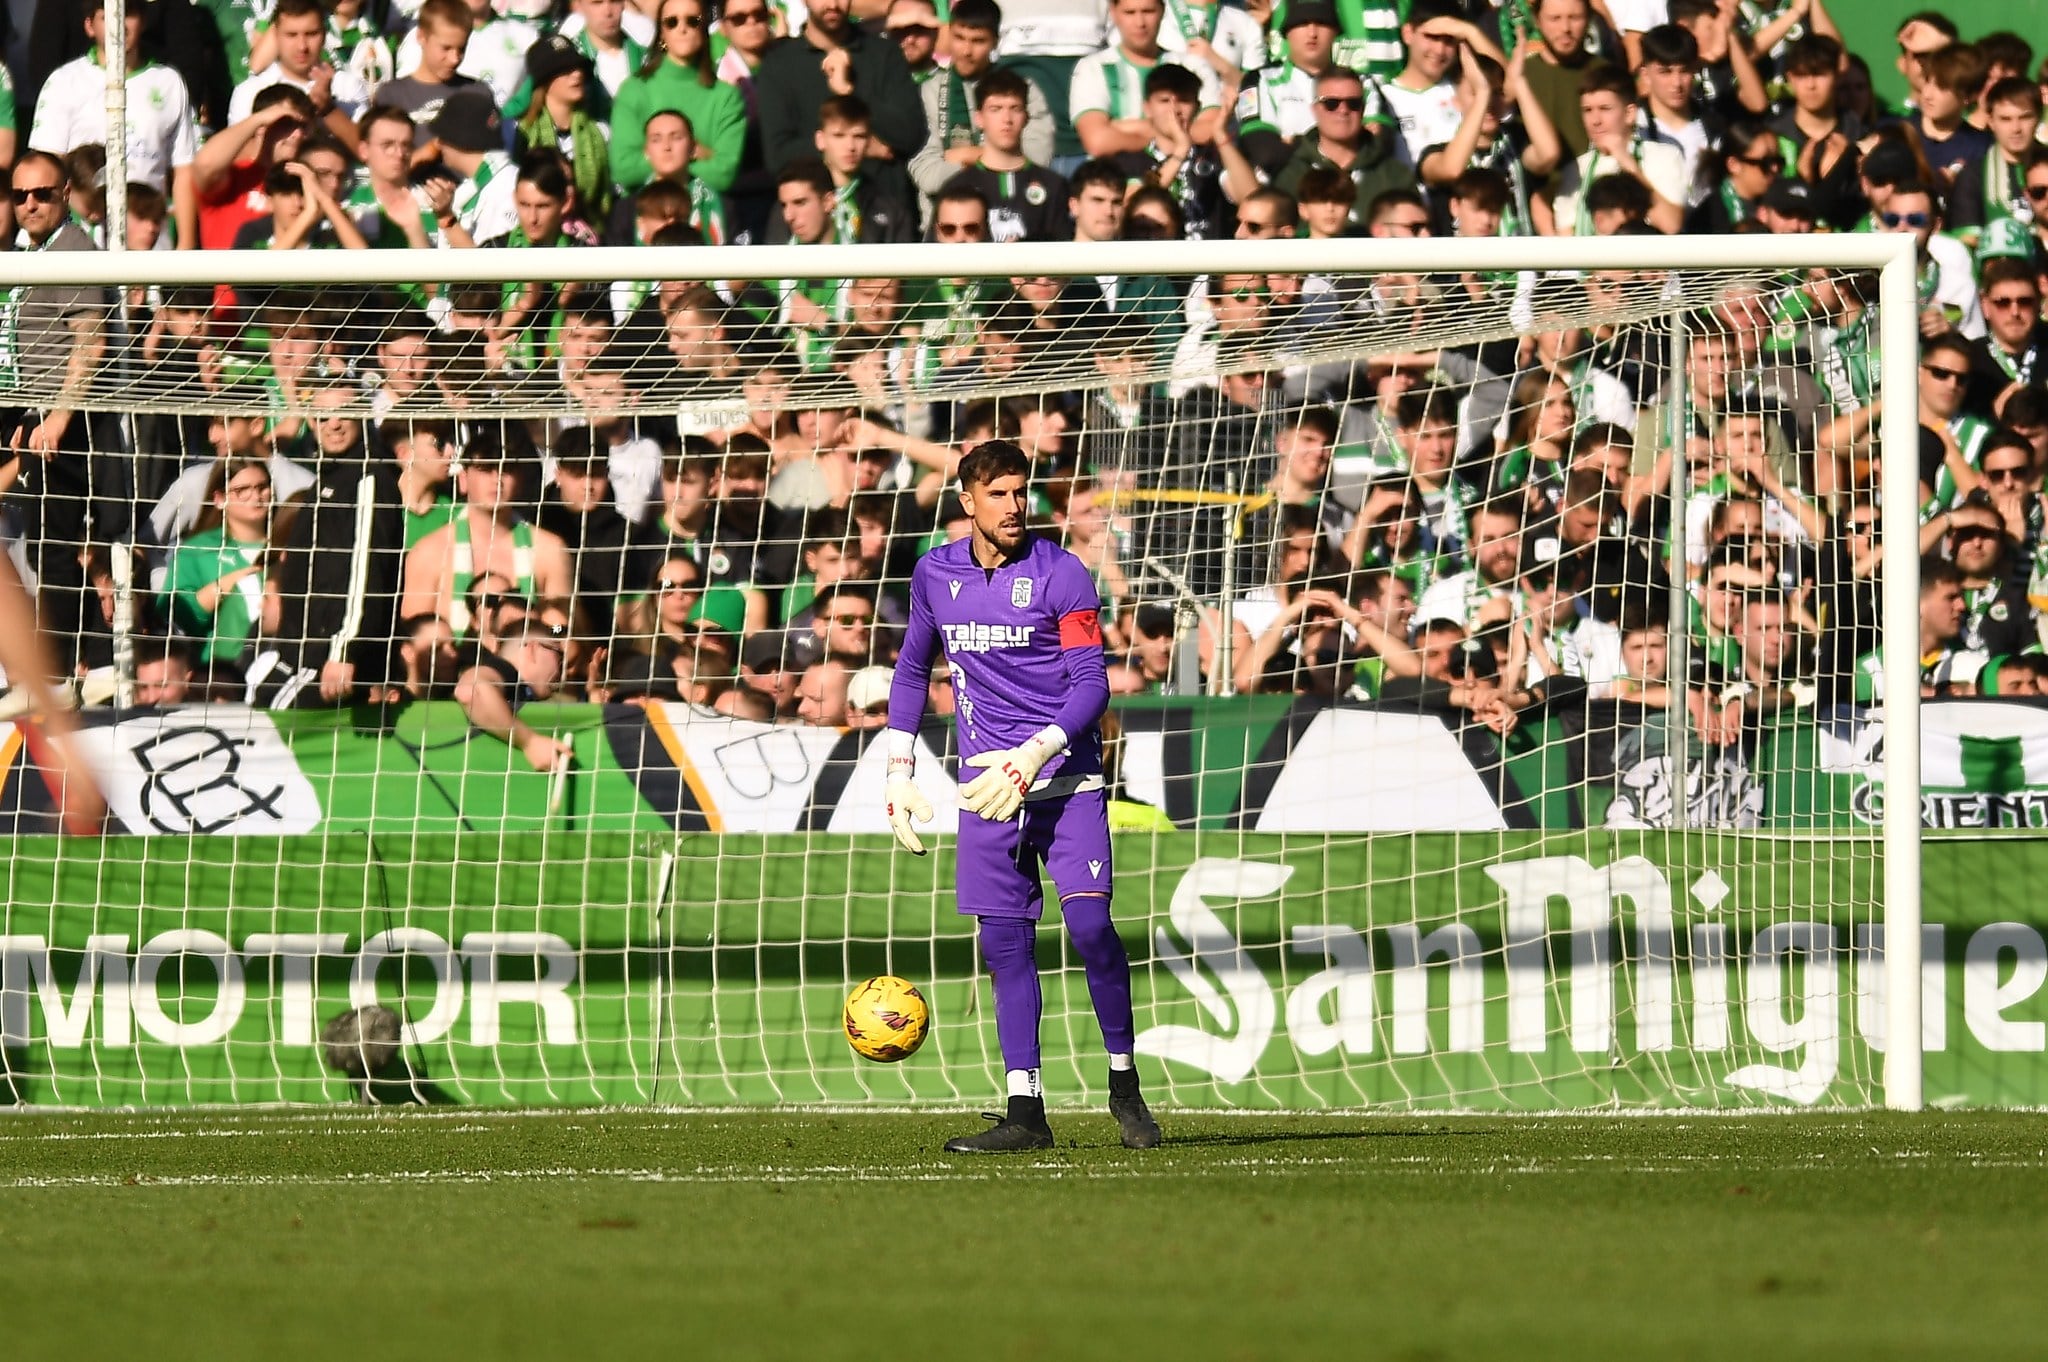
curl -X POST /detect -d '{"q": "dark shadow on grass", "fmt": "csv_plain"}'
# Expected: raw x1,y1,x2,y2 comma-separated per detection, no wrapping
1094,1127,1483,1150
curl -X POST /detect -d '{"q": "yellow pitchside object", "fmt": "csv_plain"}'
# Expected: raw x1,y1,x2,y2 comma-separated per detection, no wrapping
843,976,932,1063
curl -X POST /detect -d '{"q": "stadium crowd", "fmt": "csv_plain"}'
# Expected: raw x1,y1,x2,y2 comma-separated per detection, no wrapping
0,0,2043,800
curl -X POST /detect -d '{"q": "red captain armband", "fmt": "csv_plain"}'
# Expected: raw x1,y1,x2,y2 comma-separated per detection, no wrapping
1058,609,1103,649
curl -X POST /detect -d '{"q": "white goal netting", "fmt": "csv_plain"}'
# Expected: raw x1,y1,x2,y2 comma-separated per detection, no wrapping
0,240,1939,1111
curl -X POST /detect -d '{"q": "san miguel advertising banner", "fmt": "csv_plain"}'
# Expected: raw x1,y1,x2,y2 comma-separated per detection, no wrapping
2,696,2045,836
3,833,2048,1110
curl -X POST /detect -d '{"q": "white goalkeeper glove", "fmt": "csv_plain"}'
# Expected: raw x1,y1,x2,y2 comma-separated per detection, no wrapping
960,727,1066,822
885,756,934,856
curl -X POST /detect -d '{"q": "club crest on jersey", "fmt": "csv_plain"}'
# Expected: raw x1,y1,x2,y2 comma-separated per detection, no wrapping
1012,578,1033,609
948,580,962,599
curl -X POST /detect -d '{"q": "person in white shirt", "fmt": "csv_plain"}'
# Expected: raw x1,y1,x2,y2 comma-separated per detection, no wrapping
1633,21,1709,206
396,0,543,109
557,0,655,98
429,88,518,246
1069,0,1220,158
1155,0,1266,86
1379,0,1506,167
228,0,372,145
29,0,199,249
1534,62,1685,234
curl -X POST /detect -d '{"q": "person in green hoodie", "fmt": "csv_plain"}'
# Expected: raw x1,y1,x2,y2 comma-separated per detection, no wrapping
608,0,748,193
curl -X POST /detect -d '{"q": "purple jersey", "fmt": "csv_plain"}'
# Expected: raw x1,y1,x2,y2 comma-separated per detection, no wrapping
887,534,1110,786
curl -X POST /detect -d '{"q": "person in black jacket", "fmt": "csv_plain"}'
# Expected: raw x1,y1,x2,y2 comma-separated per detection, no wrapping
756,0,928,169
244,382,406,708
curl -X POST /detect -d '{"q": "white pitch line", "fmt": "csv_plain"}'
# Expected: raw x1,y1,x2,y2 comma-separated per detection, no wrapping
9,1155,2046,1189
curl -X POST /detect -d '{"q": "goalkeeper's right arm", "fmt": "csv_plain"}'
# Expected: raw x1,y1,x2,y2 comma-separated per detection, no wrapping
883,561,939,855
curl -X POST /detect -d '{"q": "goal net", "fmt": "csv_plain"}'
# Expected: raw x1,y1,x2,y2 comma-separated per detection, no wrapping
0,236,1933,1112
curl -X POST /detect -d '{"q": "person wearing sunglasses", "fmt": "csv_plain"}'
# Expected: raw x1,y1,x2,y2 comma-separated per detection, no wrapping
454,614,576,772
1273,66,1416,232
1940,497,2032,660
1946,78,2042,256
1877,178,1984,342
883,0,942,83
609,0,748,194
756,0,927,172
1919,331,1997,515
1964,257,2047,414
1234,1,1346,175
1686,118,1784,233
0,150,120,676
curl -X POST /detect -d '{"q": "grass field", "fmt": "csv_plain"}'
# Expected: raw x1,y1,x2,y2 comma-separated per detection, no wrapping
0,1107,2040,1361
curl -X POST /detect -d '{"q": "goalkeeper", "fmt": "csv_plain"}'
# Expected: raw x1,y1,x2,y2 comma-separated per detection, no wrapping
884,440,1161,1154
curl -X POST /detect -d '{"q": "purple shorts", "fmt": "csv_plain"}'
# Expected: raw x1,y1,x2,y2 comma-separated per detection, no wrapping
954,788,1113,920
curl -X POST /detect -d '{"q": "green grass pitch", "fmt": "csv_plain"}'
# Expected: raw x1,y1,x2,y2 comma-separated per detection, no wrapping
0,1107,2039,1360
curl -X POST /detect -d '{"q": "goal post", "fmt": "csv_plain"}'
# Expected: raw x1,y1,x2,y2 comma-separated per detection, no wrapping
0,233,1932,1112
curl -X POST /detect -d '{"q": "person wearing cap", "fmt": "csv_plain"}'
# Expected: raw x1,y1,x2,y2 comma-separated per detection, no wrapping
428,85,518,246
1755,177,1817,234
1233,1,1352,174
844,664,897,727
514,34,615,226
739,630,803,716
401,434,575,639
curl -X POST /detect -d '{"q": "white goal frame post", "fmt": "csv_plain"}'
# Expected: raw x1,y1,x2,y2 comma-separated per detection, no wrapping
6,233,1926,1109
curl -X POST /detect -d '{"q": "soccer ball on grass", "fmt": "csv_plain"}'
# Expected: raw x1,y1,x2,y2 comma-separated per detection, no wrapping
844,975,931,1062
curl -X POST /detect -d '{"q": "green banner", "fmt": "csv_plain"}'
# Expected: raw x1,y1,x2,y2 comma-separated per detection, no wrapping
4,832,2047,1110
12,697,2047,836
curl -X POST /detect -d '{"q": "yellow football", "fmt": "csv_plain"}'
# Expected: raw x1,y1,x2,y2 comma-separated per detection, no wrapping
843,975,931,1062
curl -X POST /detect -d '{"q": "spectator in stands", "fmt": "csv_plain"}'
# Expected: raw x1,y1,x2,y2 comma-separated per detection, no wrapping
1910,42,1992,189
396,0,542,112
0,151,123,672
1380,1,1505,169
1275,66,1416,233
1070,0,1220,160
1235,1,1345,174
401,443,575,636
161,456,281,670
516,35,615,229
884,0,943,85
1113,62,1237,239
454,615,575,770
943,71,1071,242
226,0,369,143
538,426,636,632
1537,64,1683,235
31,0,199,249
907,0,1056,205
1942,496,2033,658
195,85,315,253
1948,78,2043,256
1418,46,1560,230
757,0,927,170
1966,259,2047,414
794,656,865,726
242,157,371,251
1418,500,1523,627
132,639,196,707
422,86,517,247
610,0,748,194
375,0,480,146
773,95,915,243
